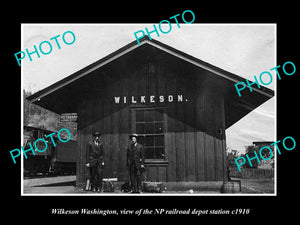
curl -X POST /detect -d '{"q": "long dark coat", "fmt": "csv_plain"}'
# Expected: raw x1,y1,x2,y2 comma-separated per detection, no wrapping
86,141,104,167
126,143,145,169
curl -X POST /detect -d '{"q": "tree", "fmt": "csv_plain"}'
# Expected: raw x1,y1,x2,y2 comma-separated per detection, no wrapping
226,148,239,167
244,145,260,169
226,148,240,180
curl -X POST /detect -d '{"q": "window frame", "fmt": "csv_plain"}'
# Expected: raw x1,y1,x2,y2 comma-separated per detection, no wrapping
131,106,167,162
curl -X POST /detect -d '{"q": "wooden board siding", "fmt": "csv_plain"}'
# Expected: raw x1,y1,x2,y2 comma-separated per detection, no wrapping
76,54,227,186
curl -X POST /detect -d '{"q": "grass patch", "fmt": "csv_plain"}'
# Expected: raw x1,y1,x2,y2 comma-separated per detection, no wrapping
240,179,275,194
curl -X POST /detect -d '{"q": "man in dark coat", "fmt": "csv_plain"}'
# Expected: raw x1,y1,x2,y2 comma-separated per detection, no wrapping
86,131,104,192
126,134,145,193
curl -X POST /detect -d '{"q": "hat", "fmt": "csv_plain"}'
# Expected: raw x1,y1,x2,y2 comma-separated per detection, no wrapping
129,133,138,139
92,131,101,137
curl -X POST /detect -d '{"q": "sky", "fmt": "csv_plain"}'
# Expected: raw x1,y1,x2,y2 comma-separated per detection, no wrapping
22,24,276,154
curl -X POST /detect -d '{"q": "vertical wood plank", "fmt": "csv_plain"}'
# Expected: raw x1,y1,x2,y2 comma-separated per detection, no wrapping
118,72,130,181
185,77,196,181
131,67,138,105
195,131,205,181
158,167,167,182
175,75,186,181
137,63,147,101
194,78,206,181
165,72,176,181
145,166,156,182
84,100,94,182
204,86,216,181
214,93,225,181
185,132,196,181
205,134,215,181
111,77,120,179
119,131,129,181
219,95,227,181
214,138,223,180
76,104,83,185
148,62,157,105
100,90,111,177
157,63,166,107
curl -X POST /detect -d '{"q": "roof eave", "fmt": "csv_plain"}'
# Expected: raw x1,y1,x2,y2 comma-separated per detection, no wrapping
27,36,273,104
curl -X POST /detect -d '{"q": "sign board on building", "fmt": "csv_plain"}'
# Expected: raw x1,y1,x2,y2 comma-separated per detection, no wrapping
60,113,77,122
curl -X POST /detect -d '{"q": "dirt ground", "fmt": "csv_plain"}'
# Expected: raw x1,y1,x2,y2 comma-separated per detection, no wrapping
22,175,275,195
240,178,275,193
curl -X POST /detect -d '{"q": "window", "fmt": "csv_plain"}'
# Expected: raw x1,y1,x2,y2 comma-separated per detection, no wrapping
134,108,165,160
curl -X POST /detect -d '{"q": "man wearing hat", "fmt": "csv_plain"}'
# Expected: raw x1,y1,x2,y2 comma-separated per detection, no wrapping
126,133,145,193
86,131,105,192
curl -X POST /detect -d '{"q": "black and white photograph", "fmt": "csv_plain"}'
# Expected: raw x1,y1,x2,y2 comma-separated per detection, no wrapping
21,24,276,196
3,5,298,220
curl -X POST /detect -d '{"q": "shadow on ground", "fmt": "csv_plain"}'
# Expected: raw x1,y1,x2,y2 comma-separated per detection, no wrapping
33,181,76,187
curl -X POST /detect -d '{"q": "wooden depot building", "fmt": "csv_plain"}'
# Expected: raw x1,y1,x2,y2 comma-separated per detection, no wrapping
27,35,274,187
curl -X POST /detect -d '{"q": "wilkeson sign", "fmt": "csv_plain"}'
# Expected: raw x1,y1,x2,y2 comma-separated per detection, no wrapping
114,94,187,104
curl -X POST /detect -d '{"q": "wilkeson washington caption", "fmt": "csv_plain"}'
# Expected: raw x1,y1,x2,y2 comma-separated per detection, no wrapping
52,208,118,215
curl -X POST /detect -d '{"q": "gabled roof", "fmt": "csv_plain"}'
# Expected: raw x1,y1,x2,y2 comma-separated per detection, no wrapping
27,35,274,129
27,35,273,103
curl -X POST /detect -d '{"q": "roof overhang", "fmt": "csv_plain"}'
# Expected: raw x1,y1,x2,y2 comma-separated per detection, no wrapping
27,35,274,129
